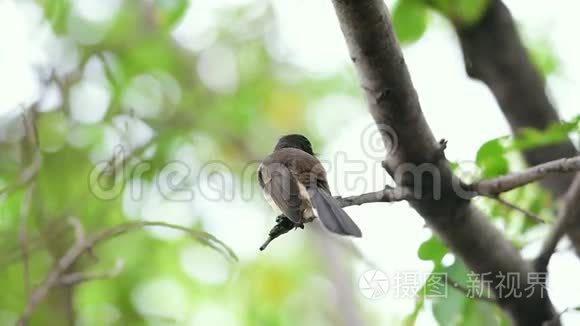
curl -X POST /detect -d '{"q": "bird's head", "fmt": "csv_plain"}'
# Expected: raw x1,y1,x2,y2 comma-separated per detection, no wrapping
274,134,314,155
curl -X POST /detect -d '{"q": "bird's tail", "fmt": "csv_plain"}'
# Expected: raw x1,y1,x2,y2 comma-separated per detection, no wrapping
309,188,362,237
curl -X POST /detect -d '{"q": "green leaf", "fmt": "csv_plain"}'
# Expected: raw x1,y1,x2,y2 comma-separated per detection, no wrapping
428,260,504,325
392,0,429,44
37,110,69,152
122,40,177,75
155,0,190,30
528,42,559,77
418,235,447,264
454,0,489,25
432,281,465,324
430,0,490,26
431,262,469,325
42,0,71,34
461,299,498,326
512,115,580,151
476,138,509,178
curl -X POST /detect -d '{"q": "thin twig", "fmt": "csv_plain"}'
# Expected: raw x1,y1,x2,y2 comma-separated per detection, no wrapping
19,184,35,299
335,185,413,207
261,156,580,250
102,138,156,178
446,277,496,303
93,221,238,262
535,174,580,272
17,218,88,326
16,220,236,325
260,186,412,250
0,219,70,268
18,108,40,302
0,126,41,197
59,259,125,286
21,107,39,149
0,154,41,198
490,195,546,224
545,306,580,326
68,217,85,244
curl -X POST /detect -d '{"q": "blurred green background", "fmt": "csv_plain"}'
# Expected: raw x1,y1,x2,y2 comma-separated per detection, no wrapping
0,0,579,325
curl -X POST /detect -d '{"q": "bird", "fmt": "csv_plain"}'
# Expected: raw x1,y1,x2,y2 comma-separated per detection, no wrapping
257,134,362,238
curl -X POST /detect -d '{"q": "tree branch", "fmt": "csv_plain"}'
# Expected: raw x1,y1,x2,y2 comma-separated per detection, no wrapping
490,195,546,224
335,185,413,207
19,185,35,299
261,153,580,249
440,0,580,265
329,0,558,324
446,276,496,304
470,156,580,196
535,174,580,271
18,107,41,304
16,220,235,325
450,0,577,197
259,186,411,251
58,259,125,286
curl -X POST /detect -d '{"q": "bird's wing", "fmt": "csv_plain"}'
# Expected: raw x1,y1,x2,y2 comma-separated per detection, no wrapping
284,150,362,237
288,151,331,193
258,162,303,223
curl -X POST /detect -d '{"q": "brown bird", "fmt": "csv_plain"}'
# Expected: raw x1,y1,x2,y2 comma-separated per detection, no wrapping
258,134,362,237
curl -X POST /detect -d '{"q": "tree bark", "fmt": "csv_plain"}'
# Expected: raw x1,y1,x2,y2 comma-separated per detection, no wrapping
452,0,580,265
455,0,577,196
330,0,558,324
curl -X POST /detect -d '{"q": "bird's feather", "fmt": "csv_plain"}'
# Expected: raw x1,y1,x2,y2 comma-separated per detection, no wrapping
258,162,303,223
308,187,362,237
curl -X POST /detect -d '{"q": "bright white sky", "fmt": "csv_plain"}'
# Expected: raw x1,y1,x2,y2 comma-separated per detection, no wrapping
0,0,579,324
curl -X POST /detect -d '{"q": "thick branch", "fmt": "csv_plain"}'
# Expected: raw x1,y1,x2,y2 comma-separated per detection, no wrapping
451,0,580,270
330,0,558,324
454,0,577,196
453,0,580,263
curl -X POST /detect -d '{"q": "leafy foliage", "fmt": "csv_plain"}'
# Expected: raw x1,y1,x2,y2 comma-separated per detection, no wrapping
527,40,560,77
417,117,580,323
393,0,430,44
428,0,490,25
0,0,576,325
0,1,360,325
413,234,510,325
476,138,509,178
